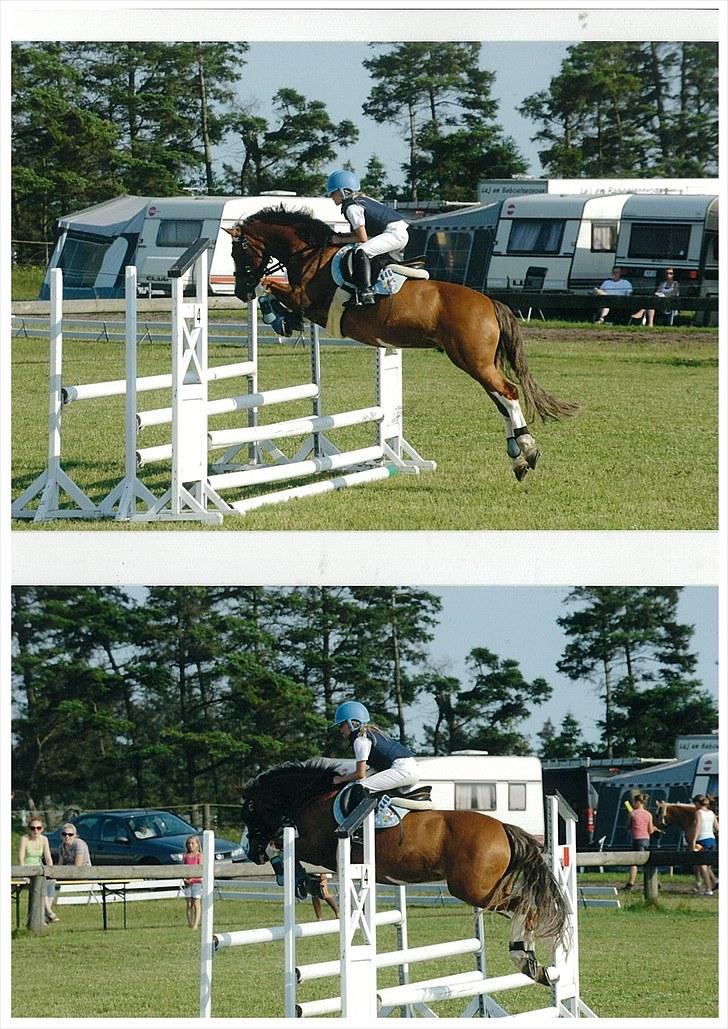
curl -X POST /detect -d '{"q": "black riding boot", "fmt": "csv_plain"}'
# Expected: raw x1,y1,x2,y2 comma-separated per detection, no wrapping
351,249,376,306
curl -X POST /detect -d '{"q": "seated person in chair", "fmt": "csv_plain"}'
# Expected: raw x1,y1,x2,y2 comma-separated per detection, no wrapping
325,170,409,307
593,266,633,323
630,268,679,326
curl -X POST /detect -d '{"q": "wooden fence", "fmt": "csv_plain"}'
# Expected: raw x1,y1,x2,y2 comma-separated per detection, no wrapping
12,848,717,935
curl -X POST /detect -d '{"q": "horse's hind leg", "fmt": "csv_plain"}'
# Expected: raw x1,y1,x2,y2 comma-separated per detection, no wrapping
508,912,554,986
486,389,540,481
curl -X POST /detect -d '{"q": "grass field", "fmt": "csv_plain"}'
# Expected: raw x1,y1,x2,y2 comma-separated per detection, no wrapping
10,879,718,1019
11,325,717,530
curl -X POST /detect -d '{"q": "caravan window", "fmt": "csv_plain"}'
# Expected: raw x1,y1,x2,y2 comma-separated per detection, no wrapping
156,220,204,247
508,783,527,811
455,782,496,811
507,220,563,254
58,233,111,287
591,221,618,252
628,222,691,260
424,230,471,282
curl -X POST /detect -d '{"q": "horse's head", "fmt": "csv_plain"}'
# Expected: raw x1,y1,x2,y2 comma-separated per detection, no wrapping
654,800,671,832
225,223,267,302
227,206,332,302
240,760,340,863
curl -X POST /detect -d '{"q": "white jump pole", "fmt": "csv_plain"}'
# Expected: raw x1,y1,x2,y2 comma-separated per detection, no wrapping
11,268,98,520
199,829,215,1019
101,265,158,519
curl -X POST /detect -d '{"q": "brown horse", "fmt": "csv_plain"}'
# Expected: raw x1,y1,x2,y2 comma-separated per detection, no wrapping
240,761,570,985
226,206,578,481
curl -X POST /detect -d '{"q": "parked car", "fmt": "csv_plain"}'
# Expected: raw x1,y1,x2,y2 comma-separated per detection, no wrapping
45,808,245,865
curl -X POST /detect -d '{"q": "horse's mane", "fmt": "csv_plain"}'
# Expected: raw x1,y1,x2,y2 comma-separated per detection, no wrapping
243,205,332,247
243,759,339,819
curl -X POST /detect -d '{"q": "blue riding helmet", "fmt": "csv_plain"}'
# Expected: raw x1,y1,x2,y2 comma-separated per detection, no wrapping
334,701,370,731
326,170,360,196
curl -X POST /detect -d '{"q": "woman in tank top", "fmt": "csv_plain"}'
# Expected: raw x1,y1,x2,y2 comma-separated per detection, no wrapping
18,817,58,923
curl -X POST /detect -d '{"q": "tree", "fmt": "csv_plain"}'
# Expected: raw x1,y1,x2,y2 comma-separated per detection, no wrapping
11,41,250,249
519,42,718,176
364,42,526,201
557,587,716,757
421,647,551,755
360,155,397,200
537,714,589,759
225,88,358,195
11,44,124,246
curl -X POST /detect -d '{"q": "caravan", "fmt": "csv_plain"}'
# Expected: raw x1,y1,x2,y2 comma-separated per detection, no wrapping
405,193,631,296
415,752,545,842
40,192,348,300
486,192,632,292
613,193,719,299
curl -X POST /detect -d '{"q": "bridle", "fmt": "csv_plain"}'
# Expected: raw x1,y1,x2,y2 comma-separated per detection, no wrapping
231,234,281,300
232,222,330,303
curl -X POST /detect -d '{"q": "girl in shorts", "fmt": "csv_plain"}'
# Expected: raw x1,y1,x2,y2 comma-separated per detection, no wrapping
182,835,203,929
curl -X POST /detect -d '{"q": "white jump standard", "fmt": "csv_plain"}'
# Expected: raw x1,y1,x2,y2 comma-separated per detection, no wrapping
12,242,435,524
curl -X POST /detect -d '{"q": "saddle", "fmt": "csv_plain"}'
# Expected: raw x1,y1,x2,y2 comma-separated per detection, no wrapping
336,246,429,297
334,781,433,838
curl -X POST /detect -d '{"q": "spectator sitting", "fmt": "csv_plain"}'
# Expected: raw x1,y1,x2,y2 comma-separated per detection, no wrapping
132,818,155,838
630,268,680,326
593,266,633,323
57,823,92,866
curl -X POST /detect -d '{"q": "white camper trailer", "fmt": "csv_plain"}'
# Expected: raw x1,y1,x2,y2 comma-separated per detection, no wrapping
40,193,348,299
613,193,718,299
416,752,545,842
486,192,632,292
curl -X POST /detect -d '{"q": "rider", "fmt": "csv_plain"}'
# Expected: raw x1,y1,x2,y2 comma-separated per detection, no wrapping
325,170,409,307
331,700,419,804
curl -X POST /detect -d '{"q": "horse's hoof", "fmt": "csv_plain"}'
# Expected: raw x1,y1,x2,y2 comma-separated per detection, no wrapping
513,456,530,481
517,433,539,470
524,446,540,470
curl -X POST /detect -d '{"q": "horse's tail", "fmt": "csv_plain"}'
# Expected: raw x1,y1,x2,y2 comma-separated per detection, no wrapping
496,823,571,951
492,299,579,423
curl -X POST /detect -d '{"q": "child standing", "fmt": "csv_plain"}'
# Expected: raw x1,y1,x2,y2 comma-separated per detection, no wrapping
182,835,203,929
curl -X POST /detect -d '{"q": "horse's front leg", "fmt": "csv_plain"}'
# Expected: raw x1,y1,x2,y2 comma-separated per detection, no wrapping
262,278,308,313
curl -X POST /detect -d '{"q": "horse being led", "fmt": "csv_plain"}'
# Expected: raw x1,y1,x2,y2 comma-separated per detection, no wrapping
241,761,570,986
227,206,578,481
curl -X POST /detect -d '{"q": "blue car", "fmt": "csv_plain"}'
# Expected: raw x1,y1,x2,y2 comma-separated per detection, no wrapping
45,809,245,865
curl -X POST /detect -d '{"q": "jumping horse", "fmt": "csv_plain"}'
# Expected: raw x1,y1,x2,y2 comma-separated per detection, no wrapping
241,761,570,986
226,206,578,481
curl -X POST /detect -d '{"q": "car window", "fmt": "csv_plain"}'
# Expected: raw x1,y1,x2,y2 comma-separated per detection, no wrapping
149,812,196,836
100,818,125,843
73,815,102,840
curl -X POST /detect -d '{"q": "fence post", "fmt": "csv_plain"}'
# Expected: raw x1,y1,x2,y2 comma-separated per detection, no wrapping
28,871,46,934
643,859,659,902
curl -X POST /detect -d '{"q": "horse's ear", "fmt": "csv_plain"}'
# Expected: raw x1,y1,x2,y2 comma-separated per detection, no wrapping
224,226,241,238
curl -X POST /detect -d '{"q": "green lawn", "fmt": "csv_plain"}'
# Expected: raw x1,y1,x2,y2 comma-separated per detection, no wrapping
11,329,718,530
10,885,718,1019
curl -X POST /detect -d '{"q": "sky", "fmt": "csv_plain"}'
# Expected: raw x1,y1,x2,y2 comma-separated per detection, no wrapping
218,40,572,186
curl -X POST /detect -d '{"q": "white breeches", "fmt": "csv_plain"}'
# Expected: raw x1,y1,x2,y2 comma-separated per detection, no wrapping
357,221,409,258
362,757,418,793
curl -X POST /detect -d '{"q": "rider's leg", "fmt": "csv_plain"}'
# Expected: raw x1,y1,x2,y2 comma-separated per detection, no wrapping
351,248,375,305
360,758,418,794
